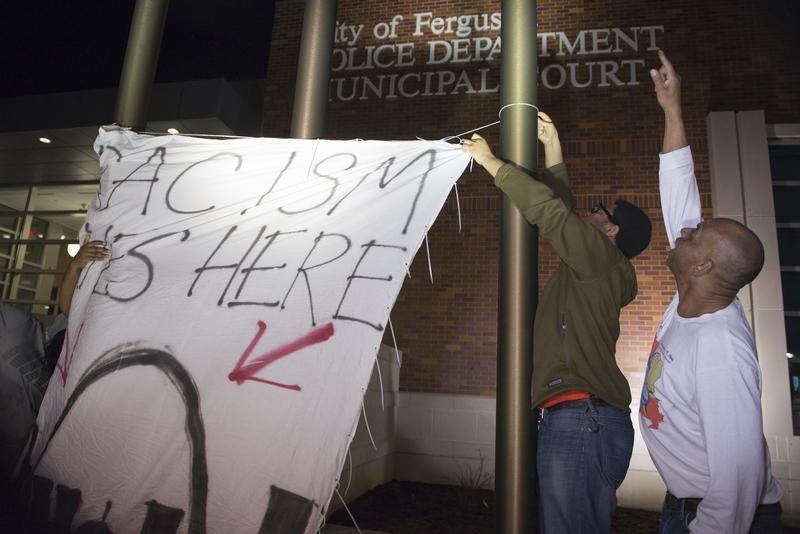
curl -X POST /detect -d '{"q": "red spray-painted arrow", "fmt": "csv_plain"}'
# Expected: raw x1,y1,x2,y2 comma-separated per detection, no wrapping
228,320,334,391
57,321,85,387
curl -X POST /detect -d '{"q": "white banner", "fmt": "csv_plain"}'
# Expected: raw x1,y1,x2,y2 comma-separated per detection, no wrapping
29,127,470,533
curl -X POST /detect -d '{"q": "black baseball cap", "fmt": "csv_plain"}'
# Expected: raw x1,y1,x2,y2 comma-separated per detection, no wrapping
611,199,652,258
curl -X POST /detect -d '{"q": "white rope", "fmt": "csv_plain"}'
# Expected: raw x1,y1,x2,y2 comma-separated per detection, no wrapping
316,512,326,533
334,488,363,534
498,102,539,118
388,317,401,366
345,449,353,496
440,102,540,142
453,183,462,233
136,103,539,144
425,233,433,284
304,138,321,179
361,400,377,451
374,355,385,412
135,130,255,139
440,121,499,142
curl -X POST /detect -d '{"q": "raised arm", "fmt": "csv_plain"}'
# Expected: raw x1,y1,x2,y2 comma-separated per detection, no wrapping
538,111,563,168
651,49,687,153
653,51,701,247
462,110,563,173
59,236,110,317
536,112,572,206
462,133,620,279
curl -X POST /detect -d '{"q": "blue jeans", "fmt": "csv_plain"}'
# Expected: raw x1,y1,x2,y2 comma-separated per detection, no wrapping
659,498,783,533
537,400,634,534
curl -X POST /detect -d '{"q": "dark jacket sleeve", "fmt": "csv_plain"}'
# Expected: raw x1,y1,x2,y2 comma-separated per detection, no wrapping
538,162,574,209
494,162,623,281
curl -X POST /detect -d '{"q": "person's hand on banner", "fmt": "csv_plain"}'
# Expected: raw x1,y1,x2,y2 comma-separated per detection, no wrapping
72,235,111,269
59,235,110,316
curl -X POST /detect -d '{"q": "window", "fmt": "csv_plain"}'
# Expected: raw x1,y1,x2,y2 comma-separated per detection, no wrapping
769,142,800,433
0,184,95,319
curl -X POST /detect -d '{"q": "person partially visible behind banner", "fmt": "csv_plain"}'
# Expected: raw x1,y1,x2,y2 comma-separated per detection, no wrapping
462,113,652,534
38,237,110,378
639,49,783,533
0,302,47,485
0,236,109,486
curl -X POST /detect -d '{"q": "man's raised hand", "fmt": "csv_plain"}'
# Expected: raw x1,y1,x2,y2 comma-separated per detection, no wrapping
650,49,682,114
537,112,558,146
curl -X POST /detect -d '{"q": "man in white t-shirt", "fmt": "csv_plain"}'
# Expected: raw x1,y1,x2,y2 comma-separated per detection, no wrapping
639,50,784,533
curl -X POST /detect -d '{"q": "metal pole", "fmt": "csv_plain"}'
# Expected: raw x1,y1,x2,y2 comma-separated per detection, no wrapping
114,0,170,130
496,0,538,532
290,0,338,139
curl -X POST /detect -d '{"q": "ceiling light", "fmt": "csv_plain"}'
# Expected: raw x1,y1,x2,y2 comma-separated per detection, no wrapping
39,137,52,144
167,128,180,135
60,235,66,240
788,353,795,359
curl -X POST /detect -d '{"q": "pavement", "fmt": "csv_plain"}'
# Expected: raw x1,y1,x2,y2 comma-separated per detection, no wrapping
321,526,389,534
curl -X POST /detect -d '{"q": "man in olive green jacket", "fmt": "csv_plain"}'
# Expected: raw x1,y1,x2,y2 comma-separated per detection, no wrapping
462,114,651,534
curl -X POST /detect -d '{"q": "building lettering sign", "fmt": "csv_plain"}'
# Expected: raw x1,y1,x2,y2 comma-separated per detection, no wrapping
329,11,663,101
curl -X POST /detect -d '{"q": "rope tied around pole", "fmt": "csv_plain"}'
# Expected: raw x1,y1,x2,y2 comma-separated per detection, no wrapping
439,102,540,143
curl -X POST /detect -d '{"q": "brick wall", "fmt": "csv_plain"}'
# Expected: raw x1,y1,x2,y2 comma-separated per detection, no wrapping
264,0,800,396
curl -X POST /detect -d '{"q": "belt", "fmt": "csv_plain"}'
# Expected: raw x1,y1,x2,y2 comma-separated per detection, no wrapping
664,492,782,516
544,397,610,411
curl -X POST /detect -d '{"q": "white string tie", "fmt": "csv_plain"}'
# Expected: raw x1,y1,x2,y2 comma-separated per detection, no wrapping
361,400,378,451
334,488,363,534
345,449,353,496
440,121,499,143
440,102,539,143
498,102,539,118
424,233,433,284
453,183,462,233
136,129,255,139
388,317,401,366
304,138,321,179
374,355,385,412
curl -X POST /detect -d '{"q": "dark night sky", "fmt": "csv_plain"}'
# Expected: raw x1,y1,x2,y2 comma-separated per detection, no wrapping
0,1,276,98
